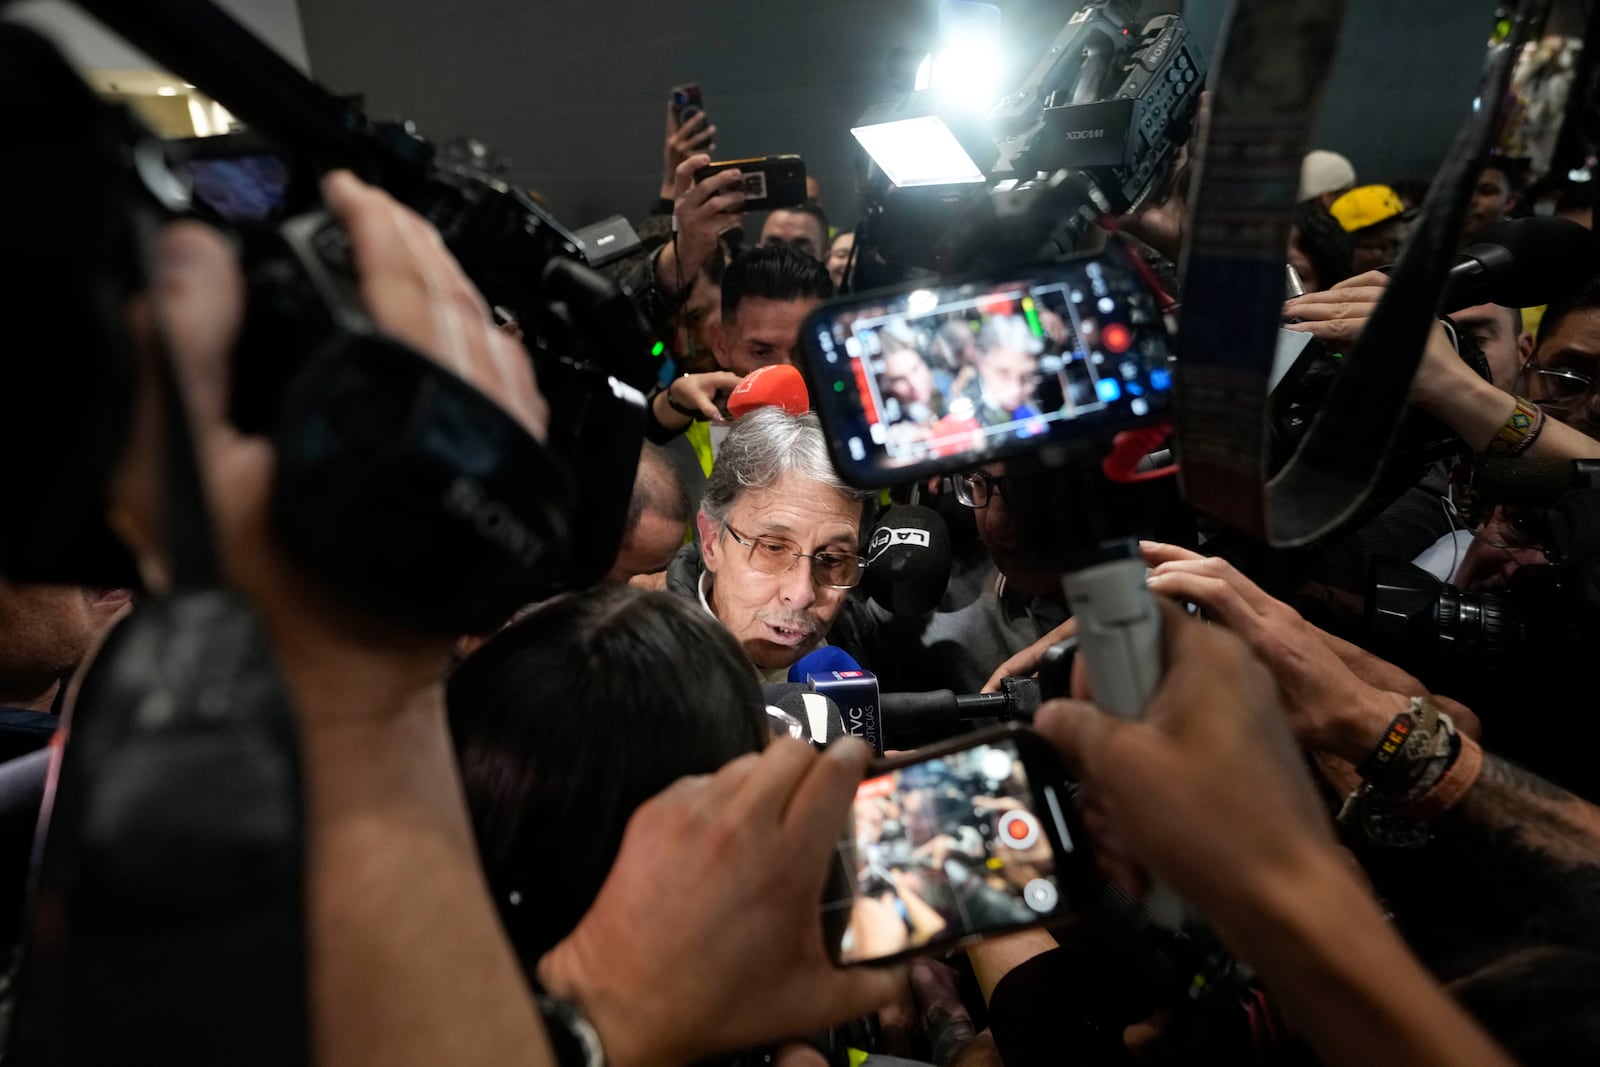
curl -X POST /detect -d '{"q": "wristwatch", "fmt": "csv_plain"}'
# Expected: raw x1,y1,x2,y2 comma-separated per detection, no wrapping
536,994,605,1067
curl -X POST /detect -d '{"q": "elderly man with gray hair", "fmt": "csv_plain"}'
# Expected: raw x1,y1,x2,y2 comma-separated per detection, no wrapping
663,408,876,682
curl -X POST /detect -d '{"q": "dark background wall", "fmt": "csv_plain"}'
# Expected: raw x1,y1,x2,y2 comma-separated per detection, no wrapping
294,0,1505,230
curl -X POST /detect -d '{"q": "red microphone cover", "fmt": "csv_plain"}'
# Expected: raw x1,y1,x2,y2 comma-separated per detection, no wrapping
726,363,811,418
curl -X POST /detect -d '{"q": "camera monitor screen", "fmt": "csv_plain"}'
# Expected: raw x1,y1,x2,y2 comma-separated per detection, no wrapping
802,253,1174,487
824,736,1077,964
175,154,294,224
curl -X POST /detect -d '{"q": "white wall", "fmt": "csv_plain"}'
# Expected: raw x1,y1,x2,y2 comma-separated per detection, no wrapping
8,0,310,72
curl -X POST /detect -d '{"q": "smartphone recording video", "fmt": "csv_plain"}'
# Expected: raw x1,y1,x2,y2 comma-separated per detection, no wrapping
802,252,1175,488
823,726,1087,965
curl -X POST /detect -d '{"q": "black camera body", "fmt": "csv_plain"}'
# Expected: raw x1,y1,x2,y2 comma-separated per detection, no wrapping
990,5,1204,219
1365,488,1600,700
859,2,1205,281
0,13,651,633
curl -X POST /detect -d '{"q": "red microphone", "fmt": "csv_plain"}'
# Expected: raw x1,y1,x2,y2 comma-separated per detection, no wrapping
726,363,811,418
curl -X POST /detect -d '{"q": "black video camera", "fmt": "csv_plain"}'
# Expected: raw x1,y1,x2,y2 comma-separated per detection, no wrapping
988,1,1203,218
858,0,1205,279
1364,488,1600,701
0,1,655,634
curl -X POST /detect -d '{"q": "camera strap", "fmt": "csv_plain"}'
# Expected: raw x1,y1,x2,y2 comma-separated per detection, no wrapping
10,280,308,1063
1174,0,1549,546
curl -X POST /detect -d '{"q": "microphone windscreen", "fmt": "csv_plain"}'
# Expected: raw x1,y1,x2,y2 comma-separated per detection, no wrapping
762,684,847,743
1446,217,1599,311
1474,457,1586,509
861,505,953,616
787,645,862,684
726,364,811,418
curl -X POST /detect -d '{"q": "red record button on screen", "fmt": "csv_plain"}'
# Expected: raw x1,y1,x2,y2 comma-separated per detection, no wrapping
999,810,1041,850
1102,322,1132,354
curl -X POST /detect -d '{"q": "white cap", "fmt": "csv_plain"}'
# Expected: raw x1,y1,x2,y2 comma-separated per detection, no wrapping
1299,150,1357,202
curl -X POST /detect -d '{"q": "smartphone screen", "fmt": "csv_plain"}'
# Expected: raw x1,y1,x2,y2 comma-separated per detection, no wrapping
823,732,1081,964
801,253,1175,488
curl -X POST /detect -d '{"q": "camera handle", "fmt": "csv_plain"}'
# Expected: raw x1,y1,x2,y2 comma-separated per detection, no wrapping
1007,457,1183,929
1006,457,1165,717
1060,540,1161,719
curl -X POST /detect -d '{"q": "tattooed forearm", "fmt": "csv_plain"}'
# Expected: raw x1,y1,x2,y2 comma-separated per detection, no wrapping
1435,754,1600,947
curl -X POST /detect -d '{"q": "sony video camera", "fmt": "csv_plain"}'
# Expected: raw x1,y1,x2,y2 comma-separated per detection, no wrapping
0,2,653,634
858,0,1205,278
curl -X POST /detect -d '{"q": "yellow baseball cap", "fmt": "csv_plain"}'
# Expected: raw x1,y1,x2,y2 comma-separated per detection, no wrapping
1329,184,1412,233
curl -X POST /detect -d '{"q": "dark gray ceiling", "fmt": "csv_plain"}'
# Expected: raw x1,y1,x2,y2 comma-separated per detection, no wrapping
295,0,1505,230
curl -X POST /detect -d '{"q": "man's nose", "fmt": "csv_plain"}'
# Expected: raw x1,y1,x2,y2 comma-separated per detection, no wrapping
778,557,817,609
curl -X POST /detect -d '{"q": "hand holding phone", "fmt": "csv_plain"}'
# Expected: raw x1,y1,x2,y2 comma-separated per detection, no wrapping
1033,601,1339,932
662,84,715,197
693,155,808,212
823,724,1092,965
657,153,747,291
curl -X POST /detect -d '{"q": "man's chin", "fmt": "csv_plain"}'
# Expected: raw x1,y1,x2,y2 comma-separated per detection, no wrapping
746,635,824,672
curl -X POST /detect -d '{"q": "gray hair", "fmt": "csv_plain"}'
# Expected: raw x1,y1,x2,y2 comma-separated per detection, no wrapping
976,313,1045,358
701,408,875,528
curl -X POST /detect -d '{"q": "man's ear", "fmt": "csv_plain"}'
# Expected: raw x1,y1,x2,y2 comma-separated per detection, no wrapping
711,317,731,371
696,510,721,572
1518,329,1536,367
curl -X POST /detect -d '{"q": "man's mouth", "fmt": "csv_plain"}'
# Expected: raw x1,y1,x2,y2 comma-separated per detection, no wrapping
763,622,814,647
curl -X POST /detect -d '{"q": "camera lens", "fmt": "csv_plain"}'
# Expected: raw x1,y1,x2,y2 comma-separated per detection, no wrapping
1366,557,1526,681
1430,584,1524,674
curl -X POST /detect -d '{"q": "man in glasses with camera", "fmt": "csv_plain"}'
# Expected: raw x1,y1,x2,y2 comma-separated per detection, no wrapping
665,408,876,681
1522,273,1600,438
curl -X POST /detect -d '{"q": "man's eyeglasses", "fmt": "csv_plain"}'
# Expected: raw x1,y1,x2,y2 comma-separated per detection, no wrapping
953,471,1009,509
1521,359,1595,400
722,522,866,589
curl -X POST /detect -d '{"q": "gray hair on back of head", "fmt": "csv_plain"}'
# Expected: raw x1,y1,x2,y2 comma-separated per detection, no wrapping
701,408,875,528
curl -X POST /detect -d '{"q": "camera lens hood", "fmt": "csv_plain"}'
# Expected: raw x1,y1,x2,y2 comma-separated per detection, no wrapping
272,332,571,635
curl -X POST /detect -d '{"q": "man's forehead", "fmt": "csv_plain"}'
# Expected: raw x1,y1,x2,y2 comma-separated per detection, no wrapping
1454,304,1511,332
1539,306,1600,355
729,296,818,333
763,211,823,243
729,481,862,539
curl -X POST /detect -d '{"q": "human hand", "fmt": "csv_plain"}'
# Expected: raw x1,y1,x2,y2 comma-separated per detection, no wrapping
656,153,746,294
1282,270,1470,412
660,98,717,200
1111,188,1186,264
1139,542,1407,763
980,618,1075,693
1033,601,1340,931
116,172,549,693
627,570,670,592
1102,91,1205,262
667,370,744,424
537,738,904,1067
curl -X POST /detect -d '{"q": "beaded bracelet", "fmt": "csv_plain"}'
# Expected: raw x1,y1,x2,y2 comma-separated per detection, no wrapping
1485,396,1545,457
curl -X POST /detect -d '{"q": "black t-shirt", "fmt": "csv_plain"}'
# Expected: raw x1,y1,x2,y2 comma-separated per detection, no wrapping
0,708,56,764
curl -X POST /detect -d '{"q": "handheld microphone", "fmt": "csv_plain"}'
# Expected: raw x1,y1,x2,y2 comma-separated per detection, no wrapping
878,677,1041,737
787,647,883,754
761,683,847,745
726,363,811,418
1441,217,1599,312
860,505,953,616
1473,458,1600,509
